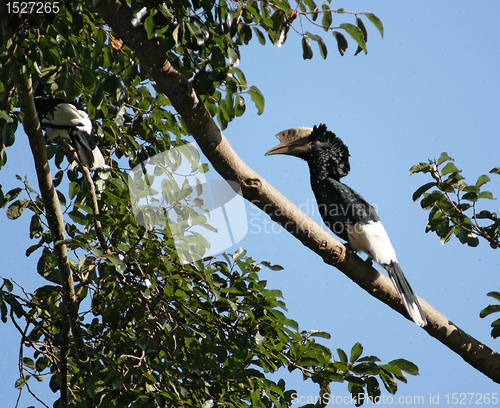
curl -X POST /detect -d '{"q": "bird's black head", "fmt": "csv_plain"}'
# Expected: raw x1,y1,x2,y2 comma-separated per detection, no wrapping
266,123,350,180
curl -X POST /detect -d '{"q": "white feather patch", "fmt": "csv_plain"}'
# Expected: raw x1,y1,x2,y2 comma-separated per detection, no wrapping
346,220,397,265
43,104,92,141
90,147,108,170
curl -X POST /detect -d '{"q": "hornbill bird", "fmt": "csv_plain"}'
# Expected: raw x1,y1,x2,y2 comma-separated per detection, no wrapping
34,95,108,170
266,124,427,327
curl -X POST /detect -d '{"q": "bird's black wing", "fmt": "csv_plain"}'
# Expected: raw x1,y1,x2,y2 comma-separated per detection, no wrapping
70,128,97,152
70,130,95,169
311,177,379,241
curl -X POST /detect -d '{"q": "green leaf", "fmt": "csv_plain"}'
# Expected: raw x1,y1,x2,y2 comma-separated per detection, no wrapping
144,13,155,38
490,167,500,175
23,357,35,370
252,27,266,45
6,199,29,220
350,342,363,363
296,356,319,366
475,174,491,188
351,362,380,375
345,375,364,386
308,330,331,339
68,210,88,225
321,5,332,30
332,31,348,56
304,0,317,15
227,47,240,66
349,383,365,406
2,122,16,147
340,23,367,54
337,348,348,363
302,36,313,59
210,46,226,70
478,191,494,200
316,35,327,59
193,71,215,95
187,21,206,48
476,210,495,219
1,298,7,323
439,226,455,245
261,261,284,271
412,182,437,202
379,368,397,394
487,291,500,302
29,215,42,239
354,17,367,56
382,365,407,383
491,325,500,339
199,163,210,173
437,152,453,165
69,181,80,200
2,187,22,208
461,192,478,202
480,304,500,318
248,86,265,115
365,13,384,38
36,355,50,372
420,190,445,210
365,376,381,400
409,162,432,175
2,278,14,292
15,375,30,389
357,355,381,363
441,162,460,175
387,359,419,375
333,361,349,373
235,94,246,117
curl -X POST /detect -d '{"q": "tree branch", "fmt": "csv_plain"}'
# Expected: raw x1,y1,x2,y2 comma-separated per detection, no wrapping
58,141,110,253
93,0,500,384
17,76,88,408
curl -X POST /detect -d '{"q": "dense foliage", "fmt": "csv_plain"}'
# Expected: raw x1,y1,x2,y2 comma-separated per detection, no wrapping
0,1,420,407
410,154,500,340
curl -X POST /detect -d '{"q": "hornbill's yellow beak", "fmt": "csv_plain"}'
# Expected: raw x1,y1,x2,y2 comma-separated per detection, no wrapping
265,127,313,157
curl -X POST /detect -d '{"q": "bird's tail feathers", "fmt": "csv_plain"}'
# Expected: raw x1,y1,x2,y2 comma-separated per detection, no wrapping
74,140,95,169
383,262,427,327
72,130,108,170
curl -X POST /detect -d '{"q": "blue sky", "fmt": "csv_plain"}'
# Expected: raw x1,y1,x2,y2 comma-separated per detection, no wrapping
1,0,500,406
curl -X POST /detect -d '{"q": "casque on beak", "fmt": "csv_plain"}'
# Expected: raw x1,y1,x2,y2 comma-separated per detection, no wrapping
265,127,314,157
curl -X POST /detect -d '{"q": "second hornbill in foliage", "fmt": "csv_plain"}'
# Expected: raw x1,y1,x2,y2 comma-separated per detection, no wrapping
266,124,427,327
35,95,108,171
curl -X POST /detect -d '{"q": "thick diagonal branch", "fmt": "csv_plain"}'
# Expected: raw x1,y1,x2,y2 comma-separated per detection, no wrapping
93,0,500,383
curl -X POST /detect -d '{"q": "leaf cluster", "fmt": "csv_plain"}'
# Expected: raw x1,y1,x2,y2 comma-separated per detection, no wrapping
290,2,383,60
480,292,500,340
410,153,499,249
1,237,416,407
286,339,418,407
